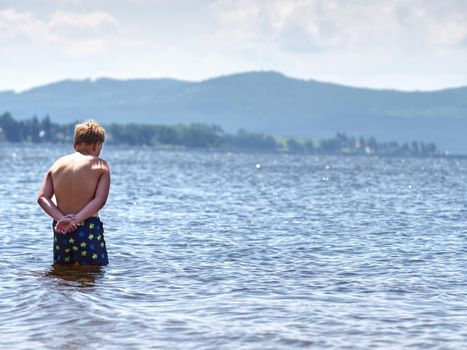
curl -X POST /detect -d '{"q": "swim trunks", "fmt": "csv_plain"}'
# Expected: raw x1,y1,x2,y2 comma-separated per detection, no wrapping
52,217,109,266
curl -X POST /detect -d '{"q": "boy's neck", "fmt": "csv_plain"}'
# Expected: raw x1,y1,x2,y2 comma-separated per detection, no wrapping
75,143,100,157
77,150,94,156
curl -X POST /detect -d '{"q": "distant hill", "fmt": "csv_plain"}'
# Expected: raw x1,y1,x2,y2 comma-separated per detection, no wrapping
1,71,466,153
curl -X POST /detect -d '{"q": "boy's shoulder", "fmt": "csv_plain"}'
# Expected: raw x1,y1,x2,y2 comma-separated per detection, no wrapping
90,156,110,176
97,157,110,172
50,153,74,171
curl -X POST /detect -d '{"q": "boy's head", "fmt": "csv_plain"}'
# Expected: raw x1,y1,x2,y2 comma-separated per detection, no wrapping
74,120,105,156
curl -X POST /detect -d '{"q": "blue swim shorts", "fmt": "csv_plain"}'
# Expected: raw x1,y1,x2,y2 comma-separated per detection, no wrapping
52,217,109,266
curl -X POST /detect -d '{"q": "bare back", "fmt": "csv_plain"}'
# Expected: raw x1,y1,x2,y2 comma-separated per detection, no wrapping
50,152,108,216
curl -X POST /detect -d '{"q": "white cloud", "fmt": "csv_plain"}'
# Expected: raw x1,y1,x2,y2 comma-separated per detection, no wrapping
208,0,467,52
0,9,45,42
48,11,119,38
0,8,120,56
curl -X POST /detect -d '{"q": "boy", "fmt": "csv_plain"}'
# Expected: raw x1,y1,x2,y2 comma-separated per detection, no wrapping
37,120,111,266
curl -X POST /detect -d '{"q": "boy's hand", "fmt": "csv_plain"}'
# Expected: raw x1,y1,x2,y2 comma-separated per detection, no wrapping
55,214,78,234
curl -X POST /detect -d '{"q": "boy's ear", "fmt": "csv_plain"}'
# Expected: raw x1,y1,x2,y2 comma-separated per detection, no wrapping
94,142,102,152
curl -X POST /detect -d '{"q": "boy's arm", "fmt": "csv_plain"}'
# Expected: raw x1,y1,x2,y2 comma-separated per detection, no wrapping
37,171,64,221
73,164,110,224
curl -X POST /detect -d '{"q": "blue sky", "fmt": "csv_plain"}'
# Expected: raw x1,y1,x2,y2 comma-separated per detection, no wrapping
1,0,467,91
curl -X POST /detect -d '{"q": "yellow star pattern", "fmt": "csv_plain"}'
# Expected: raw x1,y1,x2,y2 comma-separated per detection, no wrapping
81,250,87,256
80,242,87,248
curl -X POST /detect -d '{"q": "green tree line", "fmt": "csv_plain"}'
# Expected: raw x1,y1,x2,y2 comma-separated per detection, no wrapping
0,112,438,156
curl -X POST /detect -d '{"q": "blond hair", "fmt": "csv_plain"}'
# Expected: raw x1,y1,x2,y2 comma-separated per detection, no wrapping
74,120,105,145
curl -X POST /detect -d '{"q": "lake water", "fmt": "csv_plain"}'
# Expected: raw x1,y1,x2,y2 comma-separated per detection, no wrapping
1,143,466,349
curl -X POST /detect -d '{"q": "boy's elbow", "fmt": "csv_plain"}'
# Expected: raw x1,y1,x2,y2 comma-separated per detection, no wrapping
37,195,50,207
37,196,46,210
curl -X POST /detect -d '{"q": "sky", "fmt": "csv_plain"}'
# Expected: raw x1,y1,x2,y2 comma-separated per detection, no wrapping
1,0,467,92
